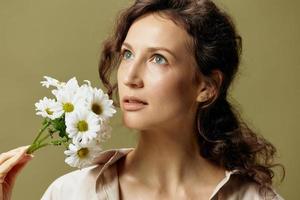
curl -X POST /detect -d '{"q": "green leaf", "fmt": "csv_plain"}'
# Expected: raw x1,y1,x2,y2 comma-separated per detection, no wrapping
50,138,69,146
50,115,67,138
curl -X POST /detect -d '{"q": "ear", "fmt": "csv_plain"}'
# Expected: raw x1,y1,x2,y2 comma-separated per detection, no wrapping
196,70,223,103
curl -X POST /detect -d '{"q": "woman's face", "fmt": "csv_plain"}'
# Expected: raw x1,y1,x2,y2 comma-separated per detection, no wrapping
117,13,204,131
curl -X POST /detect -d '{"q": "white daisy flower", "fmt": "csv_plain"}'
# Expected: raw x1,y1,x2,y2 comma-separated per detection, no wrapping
64,141,102,169
52,77,79,96
65,108,101,145
85,87,117,120
53,86,86,117
41,76,65,88
83,80,91,86
75,81,93,100
35,97,61,119
62,77,79,93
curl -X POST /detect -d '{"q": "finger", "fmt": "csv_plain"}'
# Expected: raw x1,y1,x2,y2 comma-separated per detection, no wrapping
13,154,33,165
1,145,30,155
0,152,15,165
0,147,30,177
0,146,30,165
5,156,32,187
0,155,32,185
0,146,29,165
0,147,32,184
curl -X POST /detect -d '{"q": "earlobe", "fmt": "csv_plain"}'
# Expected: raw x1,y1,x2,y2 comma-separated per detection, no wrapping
196,70,223,103
196,89,212,103
196,80,212,103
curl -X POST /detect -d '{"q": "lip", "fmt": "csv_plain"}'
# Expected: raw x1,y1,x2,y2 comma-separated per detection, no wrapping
122,95,148,111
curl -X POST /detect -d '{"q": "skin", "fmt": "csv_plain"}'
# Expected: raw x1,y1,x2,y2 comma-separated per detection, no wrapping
117,12,224,200
0,146,33,200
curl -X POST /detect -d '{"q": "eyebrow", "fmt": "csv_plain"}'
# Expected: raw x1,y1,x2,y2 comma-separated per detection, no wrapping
122,42,177,59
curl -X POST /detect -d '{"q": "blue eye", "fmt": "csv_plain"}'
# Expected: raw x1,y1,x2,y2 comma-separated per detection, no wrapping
122,50,133,60
153,54,167,65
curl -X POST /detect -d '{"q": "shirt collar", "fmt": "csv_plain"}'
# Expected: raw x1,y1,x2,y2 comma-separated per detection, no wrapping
93,148,240,200
94,148,134,200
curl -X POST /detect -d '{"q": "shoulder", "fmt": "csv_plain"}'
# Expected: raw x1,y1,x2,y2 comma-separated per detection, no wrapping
40,148,133,200
220,175,285,200
45,164,103,188
238,182,284,200
41,164,103,200
241,182,284,200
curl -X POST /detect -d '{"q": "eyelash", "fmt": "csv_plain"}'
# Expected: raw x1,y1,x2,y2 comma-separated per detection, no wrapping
120,49,168,65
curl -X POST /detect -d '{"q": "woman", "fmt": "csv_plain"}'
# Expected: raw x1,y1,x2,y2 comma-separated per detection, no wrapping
0,0,285,199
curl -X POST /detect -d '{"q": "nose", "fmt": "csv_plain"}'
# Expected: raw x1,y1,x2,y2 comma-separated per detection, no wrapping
123,59,144,88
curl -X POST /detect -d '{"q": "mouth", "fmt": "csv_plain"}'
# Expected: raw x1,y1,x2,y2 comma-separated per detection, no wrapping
122,95,148,105
122,95,148,111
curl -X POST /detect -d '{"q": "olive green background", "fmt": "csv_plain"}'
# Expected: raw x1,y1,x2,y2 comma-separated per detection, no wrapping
0,0,298,199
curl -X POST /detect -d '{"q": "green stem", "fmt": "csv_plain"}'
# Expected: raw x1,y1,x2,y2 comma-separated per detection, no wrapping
27,121,51,154
27,138,70,154
33,121,51,144
28,143,51,153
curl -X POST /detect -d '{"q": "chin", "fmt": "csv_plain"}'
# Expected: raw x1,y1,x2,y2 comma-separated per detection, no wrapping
122,114,152,130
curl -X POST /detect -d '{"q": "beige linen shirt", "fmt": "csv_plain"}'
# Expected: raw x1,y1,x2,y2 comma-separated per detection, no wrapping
41,148,284,200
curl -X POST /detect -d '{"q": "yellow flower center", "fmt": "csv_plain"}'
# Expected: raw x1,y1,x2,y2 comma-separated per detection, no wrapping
77,120,88,132
45,108,53,115
77,148,89,158
91,103,102,115
63,103,74,113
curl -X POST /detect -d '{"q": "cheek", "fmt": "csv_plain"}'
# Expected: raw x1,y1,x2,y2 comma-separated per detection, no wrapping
149,73,195,115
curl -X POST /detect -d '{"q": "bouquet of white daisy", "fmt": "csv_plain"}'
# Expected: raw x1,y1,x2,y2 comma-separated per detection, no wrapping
27,76,116,169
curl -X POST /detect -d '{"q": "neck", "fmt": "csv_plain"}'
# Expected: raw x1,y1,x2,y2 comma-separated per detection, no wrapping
119,125,225,194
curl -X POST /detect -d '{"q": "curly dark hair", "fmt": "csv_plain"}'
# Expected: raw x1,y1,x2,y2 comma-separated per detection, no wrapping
98,0,285,197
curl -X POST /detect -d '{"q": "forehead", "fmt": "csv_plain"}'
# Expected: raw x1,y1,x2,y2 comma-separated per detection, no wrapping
124,13,192,53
